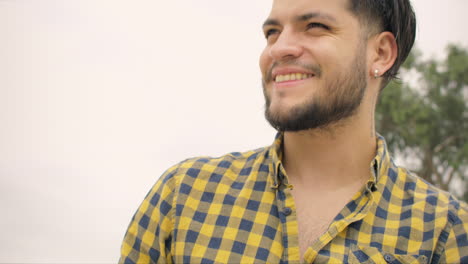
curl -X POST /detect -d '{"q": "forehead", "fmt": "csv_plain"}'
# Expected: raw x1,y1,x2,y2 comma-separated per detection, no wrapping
267,0,352,22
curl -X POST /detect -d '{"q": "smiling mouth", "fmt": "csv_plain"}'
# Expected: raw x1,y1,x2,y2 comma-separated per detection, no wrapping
275,73,314,83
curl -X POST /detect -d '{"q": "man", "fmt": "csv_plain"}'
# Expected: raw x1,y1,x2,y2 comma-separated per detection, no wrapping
120,0,468,263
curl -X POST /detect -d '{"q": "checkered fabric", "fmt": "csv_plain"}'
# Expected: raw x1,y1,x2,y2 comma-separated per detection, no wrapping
120,134,468,263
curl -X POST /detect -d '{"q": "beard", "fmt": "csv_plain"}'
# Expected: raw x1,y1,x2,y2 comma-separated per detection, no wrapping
263,44,368,132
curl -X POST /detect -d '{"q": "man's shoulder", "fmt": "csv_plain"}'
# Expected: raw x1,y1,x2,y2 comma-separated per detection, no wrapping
390,165,468,216
158,146,272,187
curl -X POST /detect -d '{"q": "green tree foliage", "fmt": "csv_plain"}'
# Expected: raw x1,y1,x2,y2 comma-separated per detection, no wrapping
376,44,468,201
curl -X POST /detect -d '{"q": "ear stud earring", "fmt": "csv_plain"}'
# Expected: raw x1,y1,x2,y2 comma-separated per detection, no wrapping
374,69,380,79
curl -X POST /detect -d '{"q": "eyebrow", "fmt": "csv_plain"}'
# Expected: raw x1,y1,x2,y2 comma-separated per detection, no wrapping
262,12,337,28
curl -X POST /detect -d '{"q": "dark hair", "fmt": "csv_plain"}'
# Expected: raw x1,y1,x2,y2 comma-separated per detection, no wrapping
348,0,416,87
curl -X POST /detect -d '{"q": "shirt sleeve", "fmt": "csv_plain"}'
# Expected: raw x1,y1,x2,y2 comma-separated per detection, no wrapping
119,165,179,264
439,199,468,263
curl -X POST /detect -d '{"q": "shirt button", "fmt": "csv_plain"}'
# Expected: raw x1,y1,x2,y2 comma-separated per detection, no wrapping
282,207,292,216
384,253,394,263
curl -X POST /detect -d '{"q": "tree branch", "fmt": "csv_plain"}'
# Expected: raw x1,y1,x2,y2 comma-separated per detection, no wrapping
434,135,456,154
430,155,446,190
446,167,458,187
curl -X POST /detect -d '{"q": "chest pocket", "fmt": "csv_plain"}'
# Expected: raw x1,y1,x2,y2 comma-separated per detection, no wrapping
348,246,428,264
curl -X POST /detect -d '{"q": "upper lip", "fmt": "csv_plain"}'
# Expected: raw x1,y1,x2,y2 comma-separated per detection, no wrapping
271,67,316,79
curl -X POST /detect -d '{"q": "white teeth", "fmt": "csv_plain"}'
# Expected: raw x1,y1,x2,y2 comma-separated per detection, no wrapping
275,73,313,83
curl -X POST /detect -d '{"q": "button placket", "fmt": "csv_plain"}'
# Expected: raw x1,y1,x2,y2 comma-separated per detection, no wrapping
275,169,301,262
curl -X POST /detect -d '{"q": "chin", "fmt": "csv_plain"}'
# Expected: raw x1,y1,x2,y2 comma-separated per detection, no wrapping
266,103,298,123
270,96,308,114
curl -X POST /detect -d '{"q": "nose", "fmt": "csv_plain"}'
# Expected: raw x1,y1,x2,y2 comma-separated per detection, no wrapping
269,29,303,61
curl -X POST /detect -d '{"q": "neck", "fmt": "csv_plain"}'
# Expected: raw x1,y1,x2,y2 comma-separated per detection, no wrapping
282,107,377,189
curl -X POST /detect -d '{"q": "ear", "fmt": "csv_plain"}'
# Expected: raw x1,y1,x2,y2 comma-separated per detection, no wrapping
369,32,397,78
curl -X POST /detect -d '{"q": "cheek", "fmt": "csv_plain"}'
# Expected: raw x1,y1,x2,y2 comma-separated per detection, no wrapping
259,48,270,76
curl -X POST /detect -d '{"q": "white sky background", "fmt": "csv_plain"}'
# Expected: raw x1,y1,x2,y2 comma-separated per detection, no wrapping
0,0,467,262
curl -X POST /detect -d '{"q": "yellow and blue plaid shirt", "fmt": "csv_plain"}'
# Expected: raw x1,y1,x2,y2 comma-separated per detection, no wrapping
120,134,468,263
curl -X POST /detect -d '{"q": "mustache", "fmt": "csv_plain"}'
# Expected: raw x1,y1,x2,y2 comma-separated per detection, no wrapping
264,60,322,82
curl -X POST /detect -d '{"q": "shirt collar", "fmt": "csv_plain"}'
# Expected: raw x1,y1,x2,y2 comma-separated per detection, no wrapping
370,133,392,191
268,132,392,191
269,132,284,189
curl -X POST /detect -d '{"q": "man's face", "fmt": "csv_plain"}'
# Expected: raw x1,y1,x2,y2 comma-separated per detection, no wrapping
260,0,369,131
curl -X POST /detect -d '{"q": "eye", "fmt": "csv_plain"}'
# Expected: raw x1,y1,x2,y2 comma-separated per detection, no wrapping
264,28,279,39
306,22,330,30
